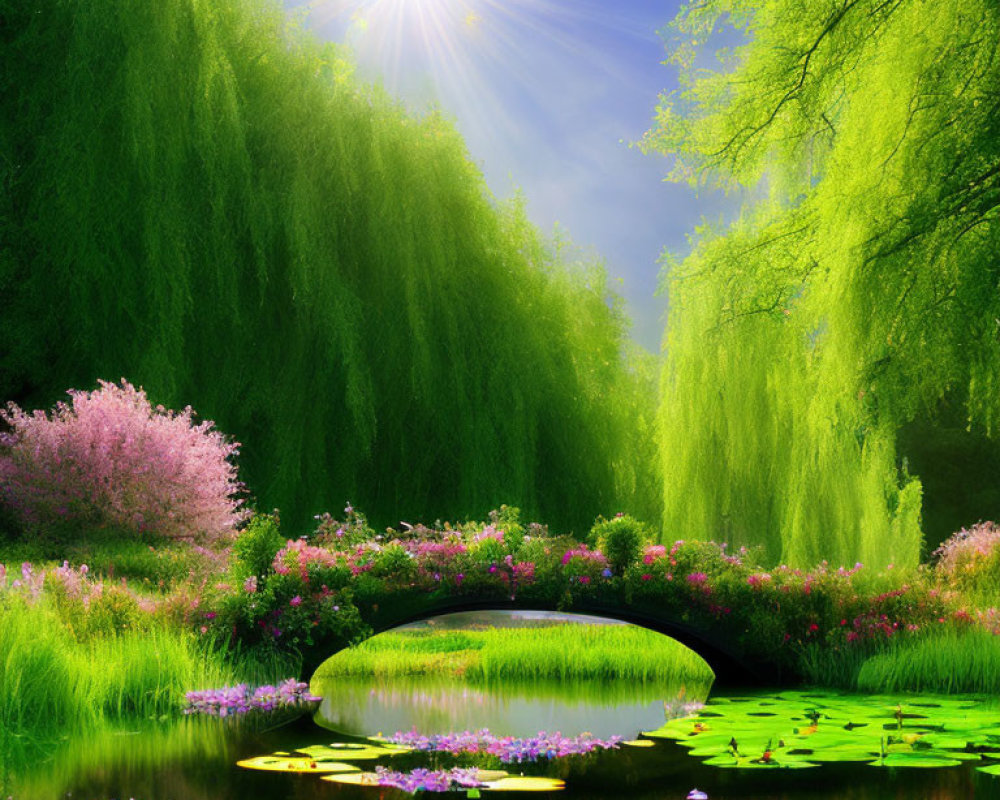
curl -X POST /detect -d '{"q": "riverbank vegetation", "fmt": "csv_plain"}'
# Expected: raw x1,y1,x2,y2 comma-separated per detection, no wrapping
313,625,713,684
2,1,1000,792
5,501,1000,732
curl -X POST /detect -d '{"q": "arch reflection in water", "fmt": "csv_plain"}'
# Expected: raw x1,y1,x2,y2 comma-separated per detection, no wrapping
311,675,707,740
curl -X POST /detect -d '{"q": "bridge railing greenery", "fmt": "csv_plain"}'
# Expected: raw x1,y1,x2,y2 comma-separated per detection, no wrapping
3,505,998,697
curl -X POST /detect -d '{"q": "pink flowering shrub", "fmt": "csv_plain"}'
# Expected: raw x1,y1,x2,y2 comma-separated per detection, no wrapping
933,522,1000,603
0,380,246,543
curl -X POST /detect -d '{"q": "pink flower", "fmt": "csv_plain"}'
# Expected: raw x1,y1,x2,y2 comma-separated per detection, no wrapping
686,572,708,585
290,595,302,607
244,575,258,593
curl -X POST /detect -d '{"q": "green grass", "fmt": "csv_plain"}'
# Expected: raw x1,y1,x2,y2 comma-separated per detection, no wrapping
0,538,224,589
796,627,1000,694
0,594,291,739
313,624,715,685
855,628,1000,694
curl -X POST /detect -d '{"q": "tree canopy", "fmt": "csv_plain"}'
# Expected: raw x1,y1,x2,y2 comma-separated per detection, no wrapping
645,0,1000,566
0,0,659,534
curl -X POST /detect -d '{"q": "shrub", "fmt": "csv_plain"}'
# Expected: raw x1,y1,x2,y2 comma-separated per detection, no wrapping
587,514,653,575
0,379,246,544
312,503,378,548
232,513,285,580
933,521,1000,603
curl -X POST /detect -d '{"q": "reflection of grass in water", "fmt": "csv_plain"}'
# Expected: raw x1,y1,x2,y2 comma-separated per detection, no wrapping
317,673,706,708
2,718,236,800
314,625,714,685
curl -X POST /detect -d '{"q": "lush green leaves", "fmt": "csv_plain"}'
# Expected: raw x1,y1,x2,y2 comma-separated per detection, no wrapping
0,0,658,533
647,0,1000,565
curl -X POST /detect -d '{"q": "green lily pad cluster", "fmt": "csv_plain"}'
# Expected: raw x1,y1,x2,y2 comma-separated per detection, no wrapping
644,691,1000,774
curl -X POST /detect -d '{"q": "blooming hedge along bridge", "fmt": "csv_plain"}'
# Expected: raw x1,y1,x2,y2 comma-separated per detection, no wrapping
255,521,951,690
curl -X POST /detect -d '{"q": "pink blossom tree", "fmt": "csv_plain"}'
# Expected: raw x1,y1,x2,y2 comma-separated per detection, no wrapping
0,379,247,543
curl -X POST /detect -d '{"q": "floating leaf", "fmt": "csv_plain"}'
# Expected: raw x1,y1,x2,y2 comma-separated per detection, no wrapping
322,772,384,786
621,739,655,748
237,756,360,773
481,777,566,791
298,742,409,760
870,754,962,768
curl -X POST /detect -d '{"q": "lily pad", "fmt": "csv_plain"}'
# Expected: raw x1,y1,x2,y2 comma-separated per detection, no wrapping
298,742,409,760
482,777,566,791
236,756,361,773
870,754,962,768
322,772,384,786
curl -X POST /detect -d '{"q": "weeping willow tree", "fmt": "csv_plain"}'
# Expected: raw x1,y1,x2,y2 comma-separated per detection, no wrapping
645,0,1000,567
0,0,660,533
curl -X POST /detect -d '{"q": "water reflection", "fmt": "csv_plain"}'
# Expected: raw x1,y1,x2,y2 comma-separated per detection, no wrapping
2,691,993,799
311,674,707,739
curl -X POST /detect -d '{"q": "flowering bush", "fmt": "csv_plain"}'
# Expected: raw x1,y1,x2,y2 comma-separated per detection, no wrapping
387,728,622,763
184,678,319,716
312,502,379,548
371,767,485,793
587,514,652,575
933,521,1000,603
0,380,246,543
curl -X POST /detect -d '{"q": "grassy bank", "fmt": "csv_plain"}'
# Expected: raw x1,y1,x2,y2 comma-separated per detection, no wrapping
798,628,1000,694
313,624,715,685
0,594,295,741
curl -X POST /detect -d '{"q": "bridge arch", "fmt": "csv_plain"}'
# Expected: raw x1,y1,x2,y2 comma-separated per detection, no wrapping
301,595,779,688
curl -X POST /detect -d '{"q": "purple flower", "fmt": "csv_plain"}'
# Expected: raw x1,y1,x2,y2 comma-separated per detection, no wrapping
289,595,302,607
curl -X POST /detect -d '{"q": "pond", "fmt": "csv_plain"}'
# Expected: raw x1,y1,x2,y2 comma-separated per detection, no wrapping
4,676,998,799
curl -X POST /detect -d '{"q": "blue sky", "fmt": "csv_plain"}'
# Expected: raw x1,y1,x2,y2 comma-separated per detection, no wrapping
282,0,733,352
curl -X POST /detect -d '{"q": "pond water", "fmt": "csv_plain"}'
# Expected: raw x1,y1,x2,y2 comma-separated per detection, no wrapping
310,674,691,739
4,677,998,799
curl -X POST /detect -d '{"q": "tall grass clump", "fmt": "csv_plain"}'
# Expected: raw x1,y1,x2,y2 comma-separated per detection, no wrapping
854,628,1000,694
0,596,239,737
316,625,714,686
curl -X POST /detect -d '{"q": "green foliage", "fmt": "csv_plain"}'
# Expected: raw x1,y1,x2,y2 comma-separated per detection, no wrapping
312,504,379,548
588,514,653,575
644,0,1000,566
799,626,1000,694
231,512,285,580
489,505,527,550
854,628,1000,694
314,624,714,685
0,0,657,535
0,594,238,737
370,544,416,580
